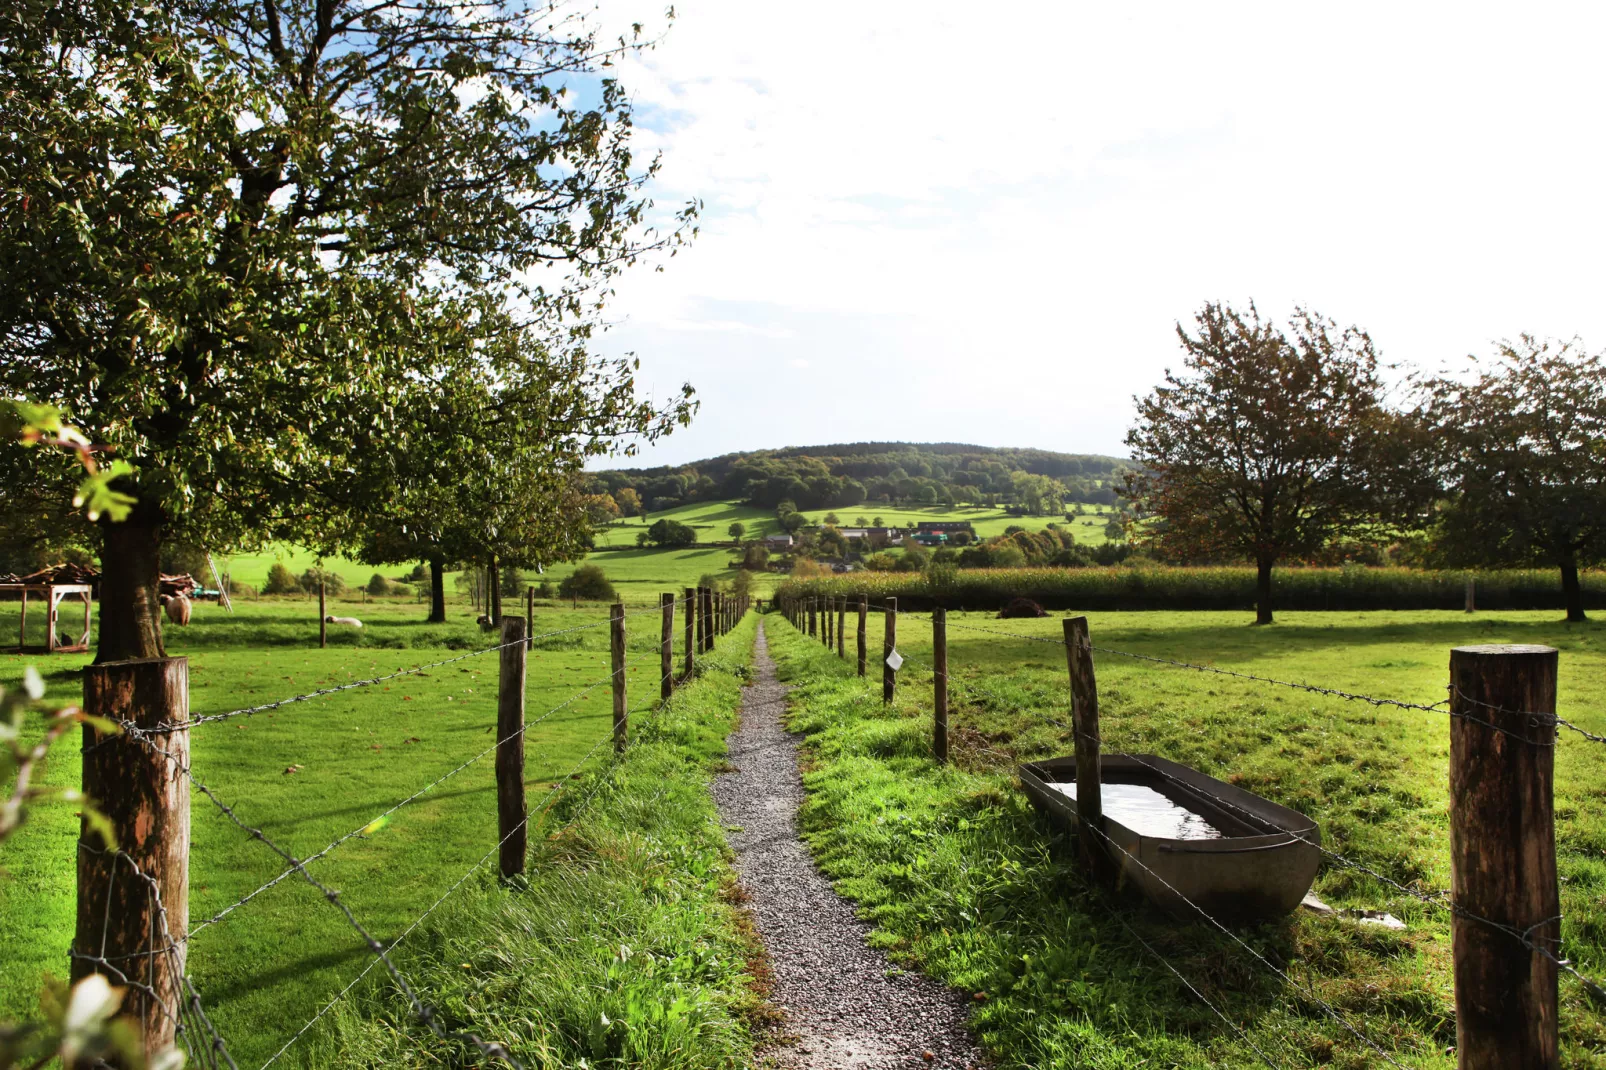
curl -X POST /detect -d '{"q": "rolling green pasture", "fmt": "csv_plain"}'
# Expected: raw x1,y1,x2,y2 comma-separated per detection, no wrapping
0,595,735,1067
548,545,777,602
767,609,1606,1068
589,499,1118,548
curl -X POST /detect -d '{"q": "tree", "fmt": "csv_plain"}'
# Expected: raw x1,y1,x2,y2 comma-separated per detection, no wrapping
872,516,885,527
1421,337,1606,621
558,564,616,602
615,488,643,518
1124,302,1406,624
0,0,692,661
779,512,806,534
823,512,840,526
647,518,696,547
728,521,746,541
738,543,769,571
263,562,299,595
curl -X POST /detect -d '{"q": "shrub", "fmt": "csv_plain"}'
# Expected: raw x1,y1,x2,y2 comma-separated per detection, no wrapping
300,567,345,595
367,572,391,596
500,566,526,596
405,563,429,583
558,565,616,602
998,597,1046,618
263,562,299,594
536,580,556,598
863,552,898,572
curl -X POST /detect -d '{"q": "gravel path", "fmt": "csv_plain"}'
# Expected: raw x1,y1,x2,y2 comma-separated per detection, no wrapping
714,621,985,1070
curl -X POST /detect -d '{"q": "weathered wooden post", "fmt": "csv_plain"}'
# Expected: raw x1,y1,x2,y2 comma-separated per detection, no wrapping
837,598,846,659
808,597,817,638
496,616,528,877
1449,644,1559,1070
660,592,675,701
318,581,327,648
701,586,715,652
857,596,868,677
74,657,190,1057
1064,616,1105,872
684,587,696,679
611,603,628,752
526,585,535,640
824,596,833,648
882,597,897,705
933,606,948,763
1465,575,1476,614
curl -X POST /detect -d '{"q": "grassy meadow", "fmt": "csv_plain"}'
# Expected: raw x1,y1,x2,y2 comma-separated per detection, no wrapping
588,499,1119,548
0,594,748,1067
765,609,1606,1068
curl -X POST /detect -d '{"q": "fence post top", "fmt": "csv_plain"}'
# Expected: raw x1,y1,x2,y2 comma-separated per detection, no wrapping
1452,644,1557,657
85,655,189,671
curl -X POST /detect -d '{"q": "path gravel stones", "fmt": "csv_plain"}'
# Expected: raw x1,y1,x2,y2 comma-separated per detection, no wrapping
714,622,985,1070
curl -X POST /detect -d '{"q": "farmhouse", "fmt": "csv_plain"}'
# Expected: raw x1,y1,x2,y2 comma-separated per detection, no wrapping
764,534,795,550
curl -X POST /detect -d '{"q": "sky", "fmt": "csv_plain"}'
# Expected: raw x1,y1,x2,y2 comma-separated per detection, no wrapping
585,1,1606,470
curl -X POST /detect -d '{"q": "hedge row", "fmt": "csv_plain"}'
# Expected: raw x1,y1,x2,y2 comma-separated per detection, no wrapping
771,566,1605,613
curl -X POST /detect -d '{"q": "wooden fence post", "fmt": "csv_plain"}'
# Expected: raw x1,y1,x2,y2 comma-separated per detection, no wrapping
497,616,528,877
318,581,326,648
684,587,696,679
1063,616,1105,872
933,606,948,763
808,598,817,639
1465,576,1476,614
837,598,846,659
611,603,627,752
882,596,897,705
660,592,675,701
1449,644,1559,1070
526,585,535,639
824,596,833,648
74,657,190,1057
701,586,715,652
857,596,868,677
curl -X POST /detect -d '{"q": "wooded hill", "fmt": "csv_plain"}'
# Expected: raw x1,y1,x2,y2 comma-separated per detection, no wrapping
589,442,1134,513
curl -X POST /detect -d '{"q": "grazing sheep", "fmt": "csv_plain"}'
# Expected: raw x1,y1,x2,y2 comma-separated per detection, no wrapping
161,593,192,626
324,615,363,628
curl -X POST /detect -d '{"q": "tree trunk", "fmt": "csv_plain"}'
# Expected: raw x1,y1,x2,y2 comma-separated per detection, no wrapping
1560,560,1586,622
1255,557,1275,625
96,514,165,662
488,554,501,623
428,555,446,623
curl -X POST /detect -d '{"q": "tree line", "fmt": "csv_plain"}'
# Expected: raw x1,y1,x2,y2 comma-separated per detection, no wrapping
1124,302,1606,623
0,0,696,656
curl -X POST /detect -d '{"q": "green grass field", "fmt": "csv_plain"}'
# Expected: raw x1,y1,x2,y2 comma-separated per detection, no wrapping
766,609,1606,1068
589,499,1119,548
0,594,742,1067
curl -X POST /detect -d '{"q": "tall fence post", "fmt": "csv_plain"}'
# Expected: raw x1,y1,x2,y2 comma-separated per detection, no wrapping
497,616,528,877
824,596,833,648
857,595,868,677
837,598,846,659
808,597,817,639
319,580,327,648
1449,644,1559,1070
1465,576,1476,614
701,586,715,653
882,596,897,705
683,587,696,678
1063,616,1105,873
74,657,190,1057
694,586,707,655
933,606,948,763
611,603,628,753
526,585,535,638
660,592,675,701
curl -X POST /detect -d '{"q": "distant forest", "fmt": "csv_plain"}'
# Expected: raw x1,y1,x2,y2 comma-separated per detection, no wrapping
589,442,1134,513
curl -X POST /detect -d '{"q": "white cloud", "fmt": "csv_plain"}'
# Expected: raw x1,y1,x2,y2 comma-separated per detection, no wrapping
586,0,1606,467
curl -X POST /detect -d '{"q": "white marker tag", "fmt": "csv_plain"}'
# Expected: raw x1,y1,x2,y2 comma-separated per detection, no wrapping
885,649,903,671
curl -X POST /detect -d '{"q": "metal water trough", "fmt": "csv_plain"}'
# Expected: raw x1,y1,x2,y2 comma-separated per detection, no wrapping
1019,754,1322,921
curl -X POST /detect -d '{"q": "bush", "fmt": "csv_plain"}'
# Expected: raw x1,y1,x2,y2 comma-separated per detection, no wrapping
367,572,391,596
536,580,556,598
405,563,429,583
300,567,346,595
263,562,300,594
558,564,616,602
500,566,526,596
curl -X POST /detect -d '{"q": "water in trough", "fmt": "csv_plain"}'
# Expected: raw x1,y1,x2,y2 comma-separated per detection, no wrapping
1050,781,1225,840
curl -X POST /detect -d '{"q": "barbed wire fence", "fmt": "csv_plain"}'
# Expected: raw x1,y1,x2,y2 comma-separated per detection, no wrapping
770,591,1599,1068
67,587,750,1068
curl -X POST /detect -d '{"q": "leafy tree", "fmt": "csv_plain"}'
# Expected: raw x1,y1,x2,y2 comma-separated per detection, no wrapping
0,0,691,660
647,519,696,547
779,512,806,534
1124,302,1408,624
1420,337,1606,621
897,544,929,571
738,543,769,571
855,516,870,527
728,522,746,541
823,512,840,526
263,563,299,595
366,573,390,597
872,516,885,527
299,567,345,596
614,488,643,518
558,565,616,603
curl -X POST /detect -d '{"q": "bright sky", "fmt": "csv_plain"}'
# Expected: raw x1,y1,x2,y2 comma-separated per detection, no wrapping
589,1,1606,468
